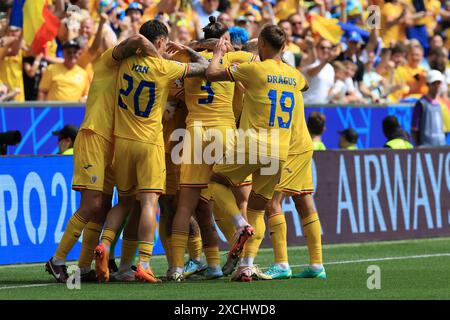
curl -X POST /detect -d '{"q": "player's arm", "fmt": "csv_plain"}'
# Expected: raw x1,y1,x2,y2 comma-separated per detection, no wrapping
205,37,230,82
190,38,219,51
112,34,160,61
167,41,208,78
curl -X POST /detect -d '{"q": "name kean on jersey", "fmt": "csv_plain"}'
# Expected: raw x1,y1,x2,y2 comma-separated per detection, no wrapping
267,75,297,87
132,63,149,74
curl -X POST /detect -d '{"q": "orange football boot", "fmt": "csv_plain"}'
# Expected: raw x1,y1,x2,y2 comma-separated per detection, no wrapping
135,265,161,283
94,243,109,283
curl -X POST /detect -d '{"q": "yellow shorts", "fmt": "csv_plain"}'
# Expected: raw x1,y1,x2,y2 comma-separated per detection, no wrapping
276,150,314,195
213,155,283,200
72,130,114,194
165,153,180,196
114,137,166,196
180,125,235,188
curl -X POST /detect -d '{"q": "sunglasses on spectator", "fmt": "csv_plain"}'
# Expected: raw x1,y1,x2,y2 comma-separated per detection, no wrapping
291,21,302,26
320,46,332,50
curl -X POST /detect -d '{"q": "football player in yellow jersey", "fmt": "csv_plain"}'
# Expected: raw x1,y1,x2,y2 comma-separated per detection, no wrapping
94,20,209,283
168,17,256,281
259,89,326,280
206,25,305,281
45,34,160,283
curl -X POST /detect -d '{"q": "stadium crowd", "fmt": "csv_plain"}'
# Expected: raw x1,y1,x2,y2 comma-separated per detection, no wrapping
1,0,450,104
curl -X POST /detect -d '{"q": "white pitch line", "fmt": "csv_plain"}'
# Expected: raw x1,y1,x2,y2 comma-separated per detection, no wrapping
259,253,450,270
1,253,450,290
0,283,57,290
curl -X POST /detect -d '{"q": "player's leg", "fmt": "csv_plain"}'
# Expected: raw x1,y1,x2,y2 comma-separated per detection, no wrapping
158,194,176,269
46,190,103,283
134,192,161,283
94,195,135,282
291,194,326,279
169,187,202,281
78,193,112,282
192,198,223,279
233,160,283,282
46,131,108,283
184,215,208,278
112,201,140,282
218,180,252,275
259,191,292,280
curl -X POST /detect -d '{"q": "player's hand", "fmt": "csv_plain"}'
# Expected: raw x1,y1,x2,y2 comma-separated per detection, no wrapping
213,36,228,57
167,41,190,55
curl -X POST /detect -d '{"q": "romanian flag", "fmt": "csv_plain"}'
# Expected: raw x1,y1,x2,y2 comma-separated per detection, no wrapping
307,13,343,45
9,0,60,55
437,96,450,133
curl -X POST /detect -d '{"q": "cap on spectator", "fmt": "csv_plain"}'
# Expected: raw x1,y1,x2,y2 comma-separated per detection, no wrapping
347,31,363,44
62,39,81,49
338,128,359,144
53,125,78,142
426,70,444,84
126,2,144,15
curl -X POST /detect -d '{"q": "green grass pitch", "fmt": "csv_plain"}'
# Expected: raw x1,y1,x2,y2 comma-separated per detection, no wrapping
1,237,449,300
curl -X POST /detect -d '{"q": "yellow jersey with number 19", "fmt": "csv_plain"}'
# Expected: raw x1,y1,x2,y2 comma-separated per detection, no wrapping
114,56,188,146
183,50,255,127
226,59,306,161
79,48,119,142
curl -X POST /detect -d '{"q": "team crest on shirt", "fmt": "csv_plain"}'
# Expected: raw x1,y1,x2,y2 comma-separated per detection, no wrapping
174,78,183,88
91,175,98,184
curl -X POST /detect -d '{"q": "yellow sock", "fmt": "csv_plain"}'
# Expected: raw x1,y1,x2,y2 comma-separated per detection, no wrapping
188,234,202,260
101,228,116,251
54,213,87,261
120,238,137,266
171,232,189,268
268,214,288,264
138,241,153,267
209,182,240,219
213,200,236,244
302,212,323,265
78,222,103,268
158,213,171,262
204,246,220,267
243,209,265,259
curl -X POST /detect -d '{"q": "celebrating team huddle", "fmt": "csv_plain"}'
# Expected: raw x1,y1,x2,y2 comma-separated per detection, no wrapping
45,16,325,284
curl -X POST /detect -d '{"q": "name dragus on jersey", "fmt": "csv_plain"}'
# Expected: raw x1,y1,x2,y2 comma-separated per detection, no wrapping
131,63,149,74
267,75,297,87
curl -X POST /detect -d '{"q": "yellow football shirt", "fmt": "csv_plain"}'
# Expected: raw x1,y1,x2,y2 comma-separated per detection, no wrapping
288,91,313,155
380,2,406,48
226,59,305,161
0,50,25,102
79,48,119,142
39,63,89,101
183,50,255,127
114,56,188,146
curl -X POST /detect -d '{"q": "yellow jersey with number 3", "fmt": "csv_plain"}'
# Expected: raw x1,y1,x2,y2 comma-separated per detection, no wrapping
226,59,306,160
114,56,188,146
80,48,119,142
183,50,255,127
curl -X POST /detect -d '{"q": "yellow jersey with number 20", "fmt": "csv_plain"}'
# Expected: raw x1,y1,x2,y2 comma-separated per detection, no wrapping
114,56,188,146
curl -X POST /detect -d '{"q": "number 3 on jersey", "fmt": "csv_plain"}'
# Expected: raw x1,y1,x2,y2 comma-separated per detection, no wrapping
198,81,214,104
118,73,156,118
268,90,295,129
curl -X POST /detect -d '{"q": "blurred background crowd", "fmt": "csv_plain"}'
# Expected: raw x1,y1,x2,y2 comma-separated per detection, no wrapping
0,0,448,148
1,0,450,107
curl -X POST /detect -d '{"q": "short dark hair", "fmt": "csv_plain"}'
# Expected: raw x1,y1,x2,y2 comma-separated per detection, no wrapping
307,112,326,135
382,115,400,138
259,24,286,51
203,16,228,39
139,20,169,43
391,42,406,55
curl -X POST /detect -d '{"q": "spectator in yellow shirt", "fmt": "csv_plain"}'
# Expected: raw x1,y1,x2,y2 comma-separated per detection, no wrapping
38,40,89,102
0,26,24,102
380,0,408,48
394,43,428,99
